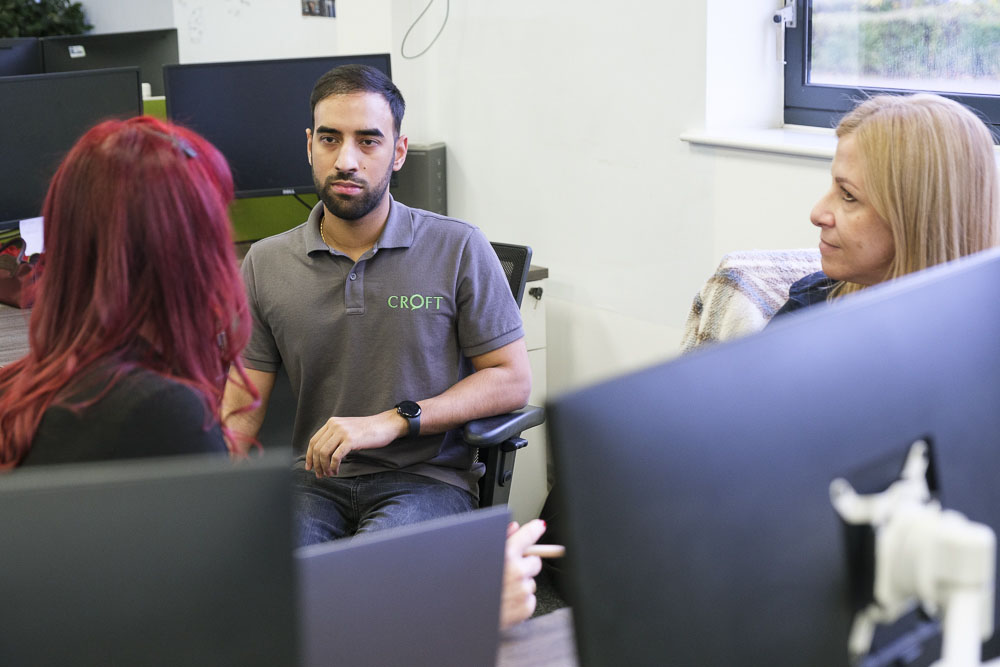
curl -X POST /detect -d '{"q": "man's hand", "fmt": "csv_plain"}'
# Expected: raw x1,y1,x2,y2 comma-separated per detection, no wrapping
305,409,408,477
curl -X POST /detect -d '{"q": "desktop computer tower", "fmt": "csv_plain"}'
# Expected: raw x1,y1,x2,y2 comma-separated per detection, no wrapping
390,142,446,215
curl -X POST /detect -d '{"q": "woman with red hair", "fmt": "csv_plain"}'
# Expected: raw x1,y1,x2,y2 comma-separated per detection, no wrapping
0,116,257,467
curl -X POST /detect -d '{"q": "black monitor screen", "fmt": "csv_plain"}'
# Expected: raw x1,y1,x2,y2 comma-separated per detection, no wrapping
0,451,298,666
164,53,392,198
0,37,42,76
0,67,142,230
548,248,1000,666
41,28,178,96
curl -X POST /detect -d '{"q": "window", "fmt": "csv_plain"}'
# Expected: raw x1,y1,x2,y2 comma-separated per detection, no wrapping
783,0,1000,131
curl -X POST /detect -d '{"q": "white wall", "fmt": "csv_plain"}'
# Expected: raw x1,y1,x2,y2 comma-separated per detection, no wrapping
388,0,830,395
335,0,392,55
706,0,784,130
172,0,342,63
79,0,833,396
83,0,343,63
80,0,174,34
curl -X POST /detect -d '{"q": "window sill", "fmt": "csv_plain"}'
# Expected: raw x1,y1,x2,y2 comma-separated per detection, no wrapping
681,125,1000,164
679,125,837,160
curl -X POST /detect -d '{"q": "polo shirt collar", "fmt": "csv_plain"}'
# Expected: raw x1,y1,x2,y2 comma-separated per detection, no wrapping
305,196,414,257
374,196,414,250
304,202,328,255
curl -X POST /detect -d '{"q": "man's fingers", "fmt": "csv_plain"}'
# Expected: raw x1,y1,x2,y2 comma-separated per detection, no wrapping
329,447,343,477
322,439,349,477
312,446,326,478
310,433,334,478
306,422,331,474
304,437,316,472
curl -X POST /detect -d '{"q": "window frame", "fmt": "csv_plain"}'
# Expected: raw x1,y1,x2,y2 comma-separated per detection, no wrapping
783,0,1000,132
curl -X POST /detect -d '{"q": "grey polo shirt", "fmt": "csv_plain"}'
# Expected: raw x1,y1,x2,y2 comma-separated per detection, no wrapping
241,197,525,497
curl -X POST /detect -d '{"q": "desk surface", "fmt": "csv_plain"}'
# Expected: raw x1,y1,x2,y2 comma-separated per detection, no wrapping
0,304,29,367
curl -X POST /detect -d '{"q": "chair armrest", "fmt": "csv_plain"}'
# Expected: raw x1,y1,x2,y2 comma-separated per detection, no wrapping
462,406,545,447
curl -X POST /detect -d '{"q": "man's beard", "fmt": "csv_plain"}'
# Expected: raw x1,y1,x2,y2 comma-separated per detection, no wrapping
314,162,393,222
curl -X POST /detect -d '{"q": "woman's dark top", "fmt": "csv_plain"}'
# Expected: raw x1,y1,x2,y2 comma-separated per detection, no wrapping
771,271,838,321
20,366,226,467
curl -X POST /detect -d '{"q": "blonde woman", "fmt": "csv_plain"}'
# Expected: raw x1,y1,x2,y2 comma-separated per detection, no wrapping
775,93,999,316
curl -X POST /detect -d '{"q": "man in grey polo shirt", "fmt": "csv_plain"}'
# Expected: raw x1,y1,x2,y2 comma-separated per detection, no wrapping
223,64,531,546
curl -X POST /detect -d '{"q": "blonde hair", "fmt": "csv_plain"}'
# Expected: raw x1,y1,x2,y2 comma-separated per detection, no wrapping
831,94,999,298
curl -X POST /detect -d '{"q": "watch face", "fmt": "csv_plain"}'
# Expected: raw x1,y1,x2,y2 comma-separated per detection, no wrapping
396,401,421,418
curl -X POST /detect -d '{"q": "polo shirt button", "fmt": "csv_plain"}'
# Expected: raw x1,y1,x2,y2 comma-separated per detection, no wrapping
349,272,357,280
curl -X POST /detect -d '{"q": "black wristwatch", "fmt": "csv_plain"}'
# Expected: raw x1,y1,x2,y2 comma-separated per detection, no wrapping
395,400,421,437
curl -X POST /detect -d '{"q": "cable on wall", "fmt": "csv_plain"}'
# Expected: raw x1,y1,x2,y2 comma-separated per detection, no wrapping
400,0,450,60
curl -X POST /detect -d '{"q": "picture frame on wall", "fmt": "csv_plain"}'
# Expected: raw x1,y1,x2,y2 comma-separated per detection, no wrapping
301,0,335,17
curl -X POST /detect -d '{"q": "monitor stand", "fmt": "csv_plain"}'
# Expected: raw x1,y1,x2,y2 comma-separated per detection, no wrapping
831,440,996,667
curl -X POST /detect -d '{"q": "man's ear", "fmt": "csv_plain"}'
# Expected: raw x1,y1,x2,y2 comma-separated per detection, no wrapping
305,127,313,166
393,135,408,172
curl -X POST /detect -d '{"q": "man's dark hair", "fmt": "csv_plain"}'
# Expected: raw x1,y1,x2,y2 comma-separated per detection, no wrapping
309,64,405,136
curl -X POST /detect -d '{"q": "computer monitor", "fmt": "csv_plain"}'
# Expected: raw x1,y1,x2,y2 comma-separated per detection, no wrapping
40,28,178,96
0,67,142,231
163,53,392,198
547,248,1000,666
0,451,298,666
0,37,42,76
295,507,509,667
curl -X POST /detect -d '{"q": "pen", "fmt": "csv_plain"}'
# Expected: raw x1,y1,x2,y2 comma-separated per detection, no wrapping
524,544,566,558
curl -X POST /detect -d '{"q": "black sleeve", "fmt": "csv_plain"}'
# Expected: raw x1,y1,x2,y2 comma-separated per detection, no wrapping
112,379,228,459
24,371,228,467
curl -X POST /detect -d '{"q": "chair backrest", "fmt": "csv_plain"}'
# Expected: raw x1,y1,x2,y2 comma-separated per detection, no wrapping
491,242,533,308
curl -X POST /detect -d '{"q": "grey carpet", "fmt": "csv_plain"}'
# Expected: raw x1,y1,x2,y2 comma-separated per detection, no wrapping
532,566,569,618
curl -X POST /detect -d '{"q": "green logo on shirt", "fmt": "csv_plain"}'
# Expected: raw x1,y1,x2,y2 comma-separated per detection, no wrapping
387,294,445,310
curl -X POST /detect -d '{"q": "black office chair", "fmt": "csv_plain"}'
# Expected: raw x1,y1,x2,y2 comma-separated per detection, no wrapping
256,242,545,508
464,243,545,506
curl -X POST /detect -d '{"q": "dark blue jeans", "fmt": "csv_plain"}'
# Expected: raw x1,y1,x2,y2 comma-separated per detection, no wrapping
292,468,477,547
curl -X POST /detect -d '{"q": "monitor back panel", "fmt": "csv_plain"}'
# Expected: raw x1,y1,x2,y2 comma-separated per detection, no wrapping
0,67,142,228
0,452,298,667
295,506,508,667
548,249,1000,666
40,29,178,96
0,37,43,76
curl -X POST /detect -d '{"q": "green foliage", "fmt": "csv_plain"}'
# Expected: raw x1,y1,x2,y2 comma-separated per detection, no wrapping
818,0,957,13
0,0,92,39
812,3,1000,79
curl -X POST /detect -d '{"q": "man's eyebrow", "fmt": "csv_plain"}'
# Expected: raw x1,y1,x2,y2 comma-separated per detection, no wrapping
314,126,385,139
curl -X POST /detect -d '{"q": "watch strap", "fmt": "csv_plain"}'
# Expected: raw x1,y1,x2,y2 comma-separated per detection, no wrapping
395,401,421,438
